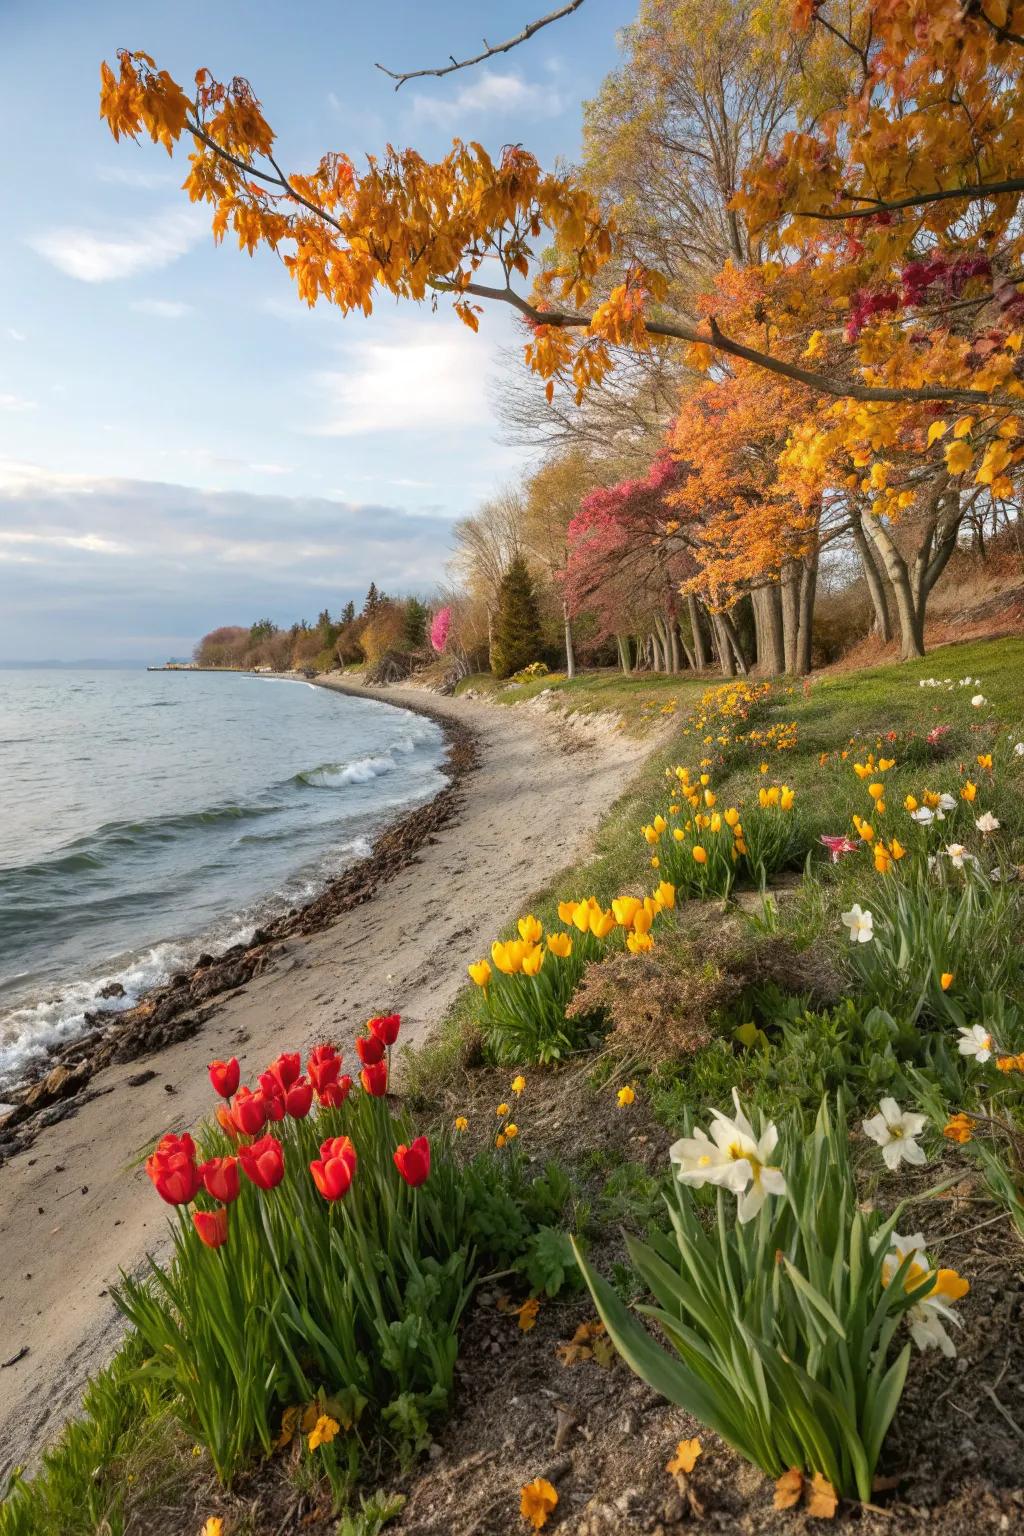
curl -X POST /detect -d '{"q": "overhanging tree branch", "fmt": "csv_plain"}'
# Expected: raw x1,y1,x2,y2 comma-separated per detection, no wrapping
375,1,587,90
793,176,1024,221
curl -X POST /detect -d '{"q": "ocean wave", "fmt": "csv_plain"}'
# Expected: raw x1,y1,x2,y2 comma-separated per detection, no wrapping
299,753,398,788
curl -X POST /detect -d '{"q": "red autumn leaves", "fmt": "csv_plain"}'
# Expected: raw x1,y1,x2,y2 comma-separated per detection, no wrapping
146,1015,430,1248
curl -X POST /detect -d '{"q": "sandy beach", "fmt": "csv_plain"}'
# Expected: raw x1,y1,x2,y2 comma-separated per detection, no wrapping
0,679,650,1479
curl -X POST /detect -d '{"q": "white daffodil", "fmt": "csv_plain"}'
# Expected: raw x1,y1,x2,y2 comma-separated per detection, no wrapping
942,844,976,869
881,1231,969,1358
862,1098,928,1171
957,1023,993,1062
937,792,957,812
911,806,935,826
840,903,874,943
669,1088,786,1223
975,811,1000,834
971,694,987,707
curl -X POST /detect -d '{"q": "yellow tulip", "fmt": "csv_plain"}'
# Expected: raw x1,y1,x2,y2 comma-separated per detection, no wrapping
521,944,545,977
557,899,577,924
511,1075,526,1095
632,906,653,936
977,754,993,772
961,781,977,802
890,838,907,859
692,845,708,865
468,960,492,988
923,789,940,808
724,807,740,827
626,930,654,953
496,1103,510,1117
709,811,722,833
704,789,716,808
868,783,885,800
653,814,668,834
780,786,795,811
571,901,592,933
612,896,642,928
454,1116,469,1132
904,794,918,811
874,847,892,874
642,824,661,845
735,839,748,856
517,914,542,944
616,1084,636,1107
878,757,896,771
673,828,685,842
655,880,676,909
651,856,660,868
547,931,572,958
505,1122,519,1139
940,972,954,991
699,773,710,786
492,939,527,975
590,908,616,939
759,762,769,774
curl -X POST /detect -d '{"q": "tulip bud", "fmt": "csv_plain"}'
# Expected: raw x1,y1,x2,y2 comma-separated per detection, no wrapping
238,1134,285,1191
284,1077,314,1118
393,1136,430,1188
317,1074,353,1109
192,1206,229,1249
199,1155,240,1204
360,1061,388,1097
208,1058,240,1099
355,1033,386,1066
368,1012,401,1046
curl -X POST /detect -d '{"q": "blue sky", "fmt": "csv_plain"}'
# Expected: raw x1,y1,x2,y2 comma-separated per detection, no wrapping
0,0,635,660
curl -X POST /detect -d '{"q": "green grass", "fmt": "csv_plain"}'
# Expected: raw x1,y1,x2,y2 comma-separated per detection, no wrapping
454,666,708,732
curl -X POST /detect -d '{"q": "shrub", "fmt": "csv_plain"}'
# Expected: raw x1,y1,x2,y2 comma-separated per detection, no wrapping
575,1096,967,1502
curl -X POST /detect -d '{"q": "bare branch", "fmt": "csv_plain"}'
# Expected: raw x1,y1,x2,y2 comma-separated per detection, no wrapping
793,176,1024,221
375,1,587,90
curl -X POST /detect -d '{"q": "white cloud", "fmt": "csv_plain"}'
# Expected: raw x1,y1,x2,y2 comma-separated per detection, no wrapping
130,298,192,319
7,328,26,342
27,208,206,283
411,69,565,124
96,164,179,190
311,323,494,436
0,393,36,411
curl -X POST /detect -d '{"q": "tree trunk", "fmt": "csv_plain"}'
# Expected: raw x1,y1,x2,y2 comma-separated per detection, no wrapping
712,613,737,676
616,633,632,675
719,607,750,675
780,561,800,673
650,629,665,673
562,601,576,679
851,518,893,643
751,582,785,677
686,594,708,670
677,624,695,671
859,514,926,660
795,558,817,676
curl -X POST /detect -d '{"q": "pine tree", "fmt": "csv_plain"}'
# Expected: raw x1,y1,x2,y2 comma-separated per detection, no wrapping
363,582,380,614
402,597,428,650
340,600,356,625
492,556,543,679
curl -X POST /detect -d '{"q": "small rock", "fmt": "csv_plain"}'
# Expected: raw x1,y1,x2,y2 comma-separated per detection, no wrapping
97,981,126,1000
126,1070,157,1089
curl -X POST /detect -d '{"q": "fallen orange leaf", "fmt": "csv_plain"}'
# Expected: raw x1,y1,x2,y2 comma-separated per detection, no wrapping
807,1472,838,1519
773,1468,803,1510
666,1437,702,1476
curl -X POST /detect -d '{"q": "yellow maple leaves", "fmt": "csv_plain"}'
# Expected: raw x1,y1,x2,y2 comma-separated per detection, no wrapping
773,1467,838,1518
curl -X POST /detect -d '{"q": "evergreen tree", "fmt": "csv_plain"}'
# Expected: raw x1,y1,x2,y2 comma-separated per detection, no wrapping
249,617,276,644
363,582,380,614
340,600,356,625
491,556,543,679
402,596,429,650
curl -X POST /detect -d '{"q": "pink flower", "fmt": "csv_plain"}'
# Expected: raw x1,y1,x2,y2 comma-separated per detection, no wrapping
820,834,860,863
429,606,452,654
927,724,952,747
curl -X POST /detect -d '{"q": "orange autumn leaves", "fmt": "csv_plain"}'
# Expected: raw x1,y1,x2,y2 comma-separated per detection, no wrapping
773,1466,839,1518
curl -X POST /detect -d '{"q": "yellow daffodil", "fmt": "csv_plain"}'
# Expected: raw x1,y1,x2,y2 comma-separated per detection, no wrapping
308,1414,339,1451
612,896,642,928
904,794,918,811
454,1116,469,1132
505,1123,519,1139
497,1102,510,1117
627,929,654,953
941,972,954,991
617,1084,636,1106
468,960,492,988
511,1075,526,1095
518,913,543,944
692,845,708,865
546,931,572,958
961,781,977,802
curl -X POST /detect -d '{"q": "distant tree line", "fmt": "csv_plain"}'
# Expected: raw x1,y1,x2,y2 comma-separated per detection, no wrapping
193,586,432,673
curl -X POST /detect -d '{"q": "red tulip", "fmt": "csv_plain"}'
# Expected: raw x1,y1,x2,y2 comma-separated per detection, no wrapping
317,1074,352,1109
266,1051,301,1091
199,1155,240,1204
208,1057,240,1099
192,1206,229,1249
310,1134,357,1201
230,1086,268,1137
284,1076,314,1118
355,1033,385,1067
146,1132,201,1205
393,1136,431,1188
257,1074,287,1122
360,1061,388,1097
238,1134,285,1190
307,1044,342,1094
368,1013,401,1046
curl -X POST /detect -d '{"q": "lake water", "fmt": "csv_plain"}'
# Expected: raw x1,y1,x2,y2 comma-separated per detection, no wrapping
0,669,446,1091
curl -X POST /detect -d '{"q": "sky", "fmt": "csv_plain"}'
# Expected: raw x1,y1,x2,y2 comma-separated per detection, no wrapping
0,0,637,661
